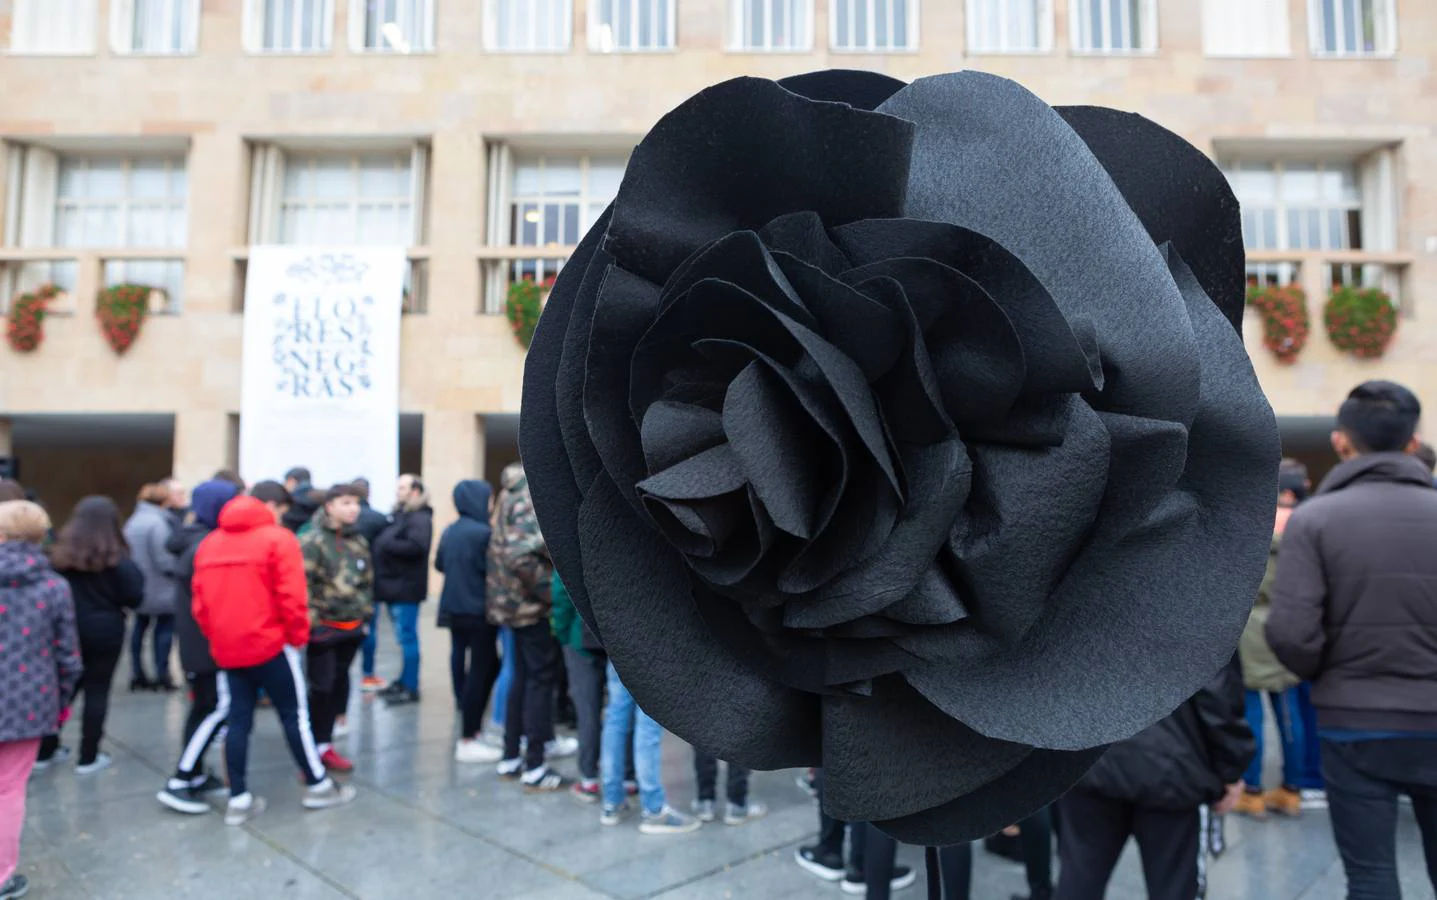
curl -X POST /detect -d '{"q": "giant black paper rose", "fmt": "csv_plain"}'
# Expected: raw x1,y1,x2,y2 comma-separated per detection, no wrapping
521,71,1279,843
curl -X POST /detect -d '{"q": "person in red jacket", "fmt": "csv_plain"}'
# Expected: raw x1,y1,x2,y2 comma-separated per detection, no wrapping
191,481,356,825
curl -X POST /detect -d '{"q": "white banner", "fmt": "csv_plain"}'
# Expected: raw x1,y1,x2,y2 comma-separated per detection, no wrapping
239,246,406,497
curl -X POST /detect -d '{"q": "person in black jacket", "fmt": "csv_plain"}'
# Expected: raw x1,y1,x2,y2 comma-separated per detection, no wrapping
156,479,240,815
281,467,320,534
46,496,146,774
366,474,433,705
436,480,504,764
350,478,390,547
1055,658,1254,900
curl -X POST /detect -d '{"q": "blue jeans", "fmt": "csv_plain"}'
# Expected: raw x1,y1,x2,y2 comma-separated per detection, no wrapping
130,613,175,682
492,627,515,727
600,663,665,814
1295,682,1325,790
360,602,421,691
1244,687,1305,789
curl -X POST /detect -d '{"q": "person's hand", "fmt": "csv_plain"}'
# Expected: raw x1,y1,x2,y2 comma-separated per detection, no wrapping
1214,782,1245,816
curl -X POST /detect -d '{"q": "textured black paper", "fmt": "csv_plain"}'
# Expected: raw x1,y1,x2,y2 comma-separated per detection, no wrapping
520,69,1279,844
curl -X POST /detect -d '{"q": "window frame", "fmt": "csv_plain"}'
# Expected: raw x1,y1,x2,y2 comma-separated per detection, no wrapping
6,0,99,55
965,0,1053,55
587,0,678,53
1224,158,1366,288
482,0,573,52
504,151,629,282
1199,0,1291,58
242,0,335,55
828,0,920,53
727,0,815,53
1308,0,1397,58
109,0,202,56
348,0,437,54
1068,0,1158,55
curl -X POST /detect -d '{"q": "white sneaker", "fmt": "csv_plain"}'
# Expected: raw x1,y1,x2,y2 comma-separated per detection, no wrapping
455,739,503,764
496,757,523,778
545,736,580,759
75,753,112,775
725,801,768,826
302,778,357,810
224,793,267,826
1300,789,1329,810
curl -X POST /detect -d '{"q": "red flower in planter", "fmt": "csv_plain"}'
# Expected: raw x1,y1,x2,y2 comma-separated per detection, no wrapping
1325,286,1397,360
5,284,61,353
1245,284,1309,365
96,284,152,355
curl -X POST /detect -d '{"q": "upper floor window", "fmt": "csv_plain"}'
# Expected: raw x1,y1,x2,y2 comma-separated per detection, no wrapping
589,0,675,52
484,0,572,52
507,153,627,280
351,0,435,53
729,0,813,52
110,0,201,54
830,0,918,52
1070,0,1156,53
1201,0,1290,57
7,0,97,54
1309,0,1395,57
277,153,420,245
966,0,1052,54
243,0,333,53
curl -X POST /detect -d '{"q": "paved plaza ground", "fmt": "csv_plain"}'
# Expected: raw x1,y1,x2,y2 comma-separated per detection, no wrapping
17,608,1435,899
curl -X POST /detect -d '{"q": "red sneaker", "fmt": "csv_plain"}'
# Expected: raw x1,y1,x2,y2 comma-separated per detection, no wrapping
321,748,354,773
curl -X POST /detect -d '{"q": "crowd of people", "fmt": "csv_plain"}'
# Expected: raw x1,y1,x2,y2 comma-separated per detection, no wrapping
0,377,1433,900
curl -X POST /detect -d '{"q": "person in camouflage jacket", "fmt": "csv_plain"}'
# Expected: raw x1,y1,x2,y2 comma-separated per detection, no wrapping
486,464,551,630
299,485,373,765
486,463,565,788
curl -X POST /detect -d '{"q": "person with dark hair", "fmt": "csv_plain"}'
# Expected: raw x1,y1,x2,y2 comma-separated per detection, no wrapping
281,467,320,534
1268,380,1437,899
156,479,240,815
47,496,145,773
0,501,82,900
250,480,293,516
350,478,389,546
366,474,433,706
1056,658,1253,900
211,469,246,492
125,482,181,692
1233,459,1311,820
299,485,373,774
436,480,503,764
191,481,354,824
1416,442,1437,475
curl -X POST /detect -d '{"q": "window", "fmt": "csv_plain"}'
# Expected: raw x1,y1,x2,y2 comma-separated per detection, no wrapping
966,0,1051,53
830,0,918,51
276,154,416,245
589,0,675,52
1226,160,1363,287
351,0,435,53
1070,0,1156,53
1310,0,1395,56
1201,0,1288,56
484,0,572,51
110,0,201,54
730,0,813,51
244,0,333,53
7,0,97,54
508,154,626,281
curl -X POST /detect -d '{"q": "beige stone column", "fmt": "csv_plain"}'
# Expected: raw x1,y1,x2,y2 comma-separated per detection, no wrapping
172,410,231,490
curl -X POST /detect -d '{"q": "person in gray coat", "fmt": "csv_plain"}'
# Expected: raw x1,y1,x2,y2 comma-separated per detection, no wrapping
124,482,181,691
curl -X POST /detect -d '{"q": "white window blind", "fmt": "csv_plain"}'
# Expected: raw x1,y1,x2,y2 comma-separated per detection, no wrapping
507,153,627,282
277,152,416,246
111,0,201,54
351,0,435,53
1201,0,1289,56
52,155,189,307
589,0,675,52
1071,0,1156,53
730,0,813,51
1,146,60,300
245,0,333,52
830,0,918,52
1225,160,1368,288
1310,0,1395,56
484,0,572,51
9,0,98,53
966,0,1051,53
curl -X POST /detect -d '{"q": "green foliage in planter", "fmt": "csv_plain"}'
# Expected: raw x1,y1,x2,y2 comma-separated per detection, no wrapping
506,276,553,350
1324,285,1397,359
1245,283,1309,365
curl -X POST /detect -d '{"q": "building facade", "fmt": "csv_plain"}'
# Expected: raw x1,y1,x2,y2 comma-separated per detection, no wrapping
0,0,1431,516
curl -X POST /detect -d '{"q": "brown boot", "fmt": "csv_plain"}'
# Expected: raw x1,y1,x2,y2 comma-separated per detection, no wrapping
1233,790,1267,819
1265,786,1302,817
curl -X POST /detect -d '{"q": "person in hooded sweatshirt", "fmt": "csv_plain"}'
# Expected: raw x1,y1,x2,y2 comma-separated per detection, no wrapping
435,480,502,764
124,482,181,691
0,501,83,900
366,474,433,706
156,478,241,815
192,481,356,825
